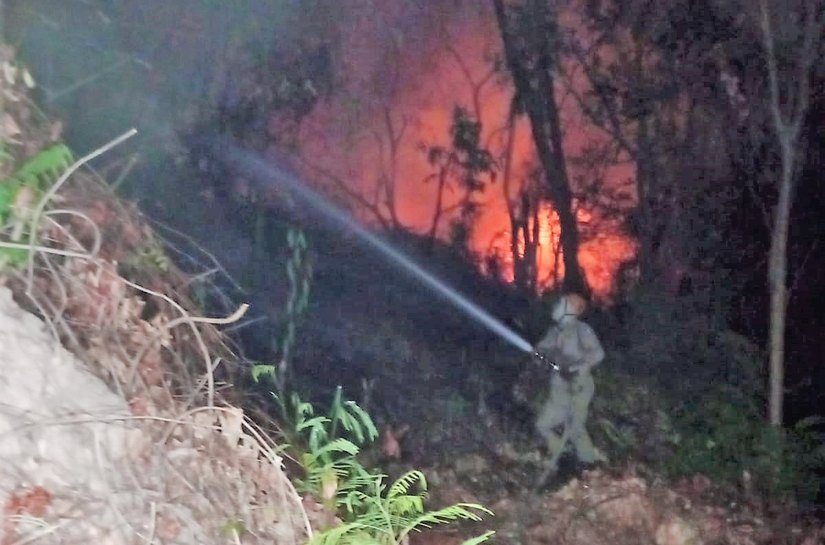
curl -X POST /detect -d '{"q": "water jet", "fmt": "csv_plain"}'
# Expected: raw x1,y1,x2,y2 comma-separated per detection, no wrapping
204,137,536,355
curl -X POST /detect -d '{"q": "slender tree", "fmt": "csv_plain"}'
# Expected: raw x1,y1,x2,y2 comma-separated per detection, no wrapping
758,0,821,425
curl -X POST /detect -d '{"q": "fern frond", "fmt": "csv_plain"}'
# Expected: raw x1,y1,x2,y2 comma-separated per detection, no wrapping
297,415,331,433
386,494,425,516
303,464,344,488
0,144,74,229
302,440,361,480
345,400,379,442
398,503,492,540
340,410,367,444
273,388,492,544
341,490,366,516
291,393,315,418
388,470,427,498
314,437,360,458
461,530,496,545
7,144,73,187
306,420,333,454
338,469,380,493
307,522,373,545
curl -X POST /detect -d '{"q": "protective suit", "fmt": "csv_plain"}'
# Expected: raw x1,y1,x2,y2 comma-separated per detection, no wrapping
534,293,605,474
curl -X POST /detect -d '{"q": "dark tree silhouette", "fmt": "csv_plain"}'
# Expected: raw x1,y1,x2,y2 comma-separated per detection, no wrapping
492,0,587,294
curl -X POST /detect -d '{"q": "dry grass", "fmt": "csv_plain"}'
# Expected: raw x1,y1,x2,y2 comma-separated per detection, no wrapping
0,48,315,545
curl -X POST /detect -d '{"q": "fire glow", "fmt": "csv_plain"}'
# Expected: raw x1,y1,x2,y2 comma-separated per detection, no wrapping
295,7,636,297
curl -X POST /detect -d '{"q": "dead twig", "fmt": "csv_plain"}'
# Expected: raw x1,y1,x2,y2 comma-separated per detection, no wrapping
126,292,248,407
26,128,138,290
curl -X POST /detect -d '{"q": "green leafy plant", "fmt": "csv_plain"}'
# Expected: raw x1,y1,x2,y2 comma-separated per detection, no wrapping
249,372,494,545
280,386,379,509
248,371,379,509
3,143,72,183
270,226,313,392
309,469,494,545
667,395,825,501
0,144,74,267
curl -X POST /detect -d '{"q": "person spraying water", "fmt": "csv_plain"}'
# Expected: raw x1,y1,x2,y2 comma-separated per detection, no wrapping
533,293,606,487
204,139,604,486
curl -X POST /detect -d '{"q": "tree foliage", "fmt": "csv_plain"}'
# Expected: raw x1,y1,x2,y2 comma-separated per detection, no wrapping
422,106,495,252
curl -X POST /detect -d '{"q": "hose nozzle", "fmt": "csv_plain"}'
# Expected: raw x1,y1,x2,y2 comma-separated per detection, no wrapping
533,351,560,371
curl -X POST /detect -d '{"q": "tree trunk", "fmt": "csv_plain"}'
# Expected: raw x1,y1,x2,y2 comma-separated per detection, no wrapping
767,144,793,425
528,194,541,290
382,108,403,228
492,0,587,295
635,116,657,285
427,162,450,252
501,105,527,291
759,0,818,425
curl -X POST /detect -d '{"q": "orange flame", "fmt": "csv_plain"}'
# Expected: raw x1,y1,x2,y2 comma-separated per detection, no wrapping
297,10,636,298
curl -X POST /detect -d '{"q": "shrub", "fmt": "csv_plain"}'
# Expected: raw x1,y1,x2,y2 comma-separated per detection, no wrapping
667,397,825,501
252,367,494,545
590,368,679,466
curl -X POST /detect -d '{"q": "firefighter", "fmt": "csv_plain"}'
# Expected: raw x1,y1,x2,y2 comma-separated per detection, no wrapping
533,293,605,481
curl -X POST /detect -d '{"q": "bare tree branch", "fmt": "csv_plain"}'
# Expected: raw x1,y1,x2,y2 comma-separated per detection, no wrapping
298,157,391,230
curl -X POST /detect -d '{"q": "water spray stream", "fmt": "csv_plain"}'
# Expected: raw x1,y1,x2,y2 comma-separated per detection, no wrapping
205,137,535,355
